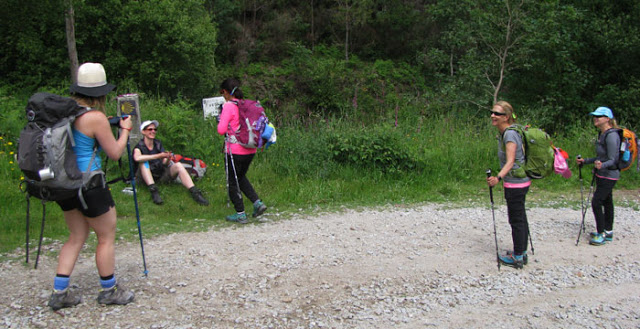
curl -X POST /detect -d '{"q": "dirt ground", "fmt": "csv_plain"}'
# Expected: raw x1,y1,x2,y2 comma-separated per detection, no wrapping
1,196,639,328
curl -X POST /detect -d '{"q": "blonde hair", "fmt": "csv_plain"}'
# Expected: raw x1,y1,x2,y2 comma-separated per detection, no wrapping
494,101,516,124
610,118,619,129
71,94,107,112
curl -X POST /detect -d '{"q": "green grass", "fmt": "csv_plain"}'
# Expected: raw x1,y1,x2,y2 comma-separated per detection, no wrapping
2,94,639,258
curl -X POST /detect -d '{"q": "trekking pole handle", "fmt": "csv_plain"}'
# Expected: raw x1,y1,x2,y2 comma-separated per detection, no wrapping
486,169,494,203
576,155,583,179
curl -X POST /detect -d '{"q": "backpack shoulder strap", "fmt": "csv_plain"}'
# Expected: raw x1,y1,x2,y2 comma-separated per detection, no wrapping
501,124,524,145
600,128,621,144
74,106,92,118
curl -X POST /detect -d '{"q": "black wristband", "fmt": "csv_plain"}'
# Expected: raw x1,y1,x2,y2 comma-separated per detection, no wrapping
498,176,502,181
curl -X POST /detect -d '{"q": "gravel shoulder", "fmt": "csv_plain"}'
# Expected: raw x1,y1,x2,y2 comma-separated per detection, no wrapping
1,202,639,329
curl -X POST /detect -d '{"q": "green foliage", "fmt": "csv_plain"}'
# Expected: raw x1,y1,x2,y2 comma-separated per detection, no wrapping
1,0,217,100
3,0,640,130
326,126,422,174
79,0,218,100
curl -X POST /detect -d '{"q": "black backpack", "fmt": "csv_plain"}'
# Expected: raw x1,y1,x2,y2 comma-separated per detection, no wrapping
17,92,103,201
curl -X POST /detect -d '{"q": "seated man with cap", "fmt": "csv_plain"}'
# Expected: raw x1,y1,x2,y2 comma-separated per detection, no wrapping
133,120,209,205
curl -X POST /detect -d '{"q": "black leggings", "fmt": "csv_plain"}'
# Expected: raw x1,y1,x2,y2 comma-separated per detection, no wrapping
504,186,529,255
591,177,617,233
226,153,259,213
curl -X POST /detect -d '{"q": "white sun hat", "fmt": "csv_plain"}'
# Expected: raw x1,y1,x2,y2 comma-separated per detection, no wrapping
69,62,116,97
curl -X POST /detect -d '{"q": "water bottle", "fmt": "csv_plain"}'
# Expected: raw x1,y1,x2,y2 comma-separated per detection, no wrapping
621,141,630,161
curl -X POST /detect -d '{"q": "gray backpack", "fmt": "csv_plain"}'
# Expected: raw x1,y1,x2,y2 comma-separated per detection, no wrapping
17,92,102,204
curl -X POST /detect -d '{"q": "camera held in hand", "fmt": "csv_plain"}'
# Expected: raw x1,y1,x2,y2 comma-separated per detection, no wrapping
108,115,129,126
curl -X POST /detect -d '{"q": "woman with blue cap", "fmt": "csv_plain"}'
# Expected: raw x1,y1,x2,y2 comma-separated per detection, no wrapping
576,107,620,246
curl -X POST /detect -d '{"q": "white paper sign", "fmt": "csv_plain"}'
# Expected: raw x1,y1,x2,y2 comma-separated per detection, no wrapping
202,97,225,119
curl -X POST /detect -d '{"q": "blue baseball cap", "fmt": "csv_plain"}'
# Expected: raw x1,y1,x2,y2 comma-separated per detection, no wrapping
589,107,614,118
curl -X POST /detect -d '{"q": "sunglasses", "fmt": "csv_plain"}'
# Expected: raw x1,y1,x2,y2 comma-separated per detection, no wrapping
144,128,157,131
592,115,607,118
490,111,507,116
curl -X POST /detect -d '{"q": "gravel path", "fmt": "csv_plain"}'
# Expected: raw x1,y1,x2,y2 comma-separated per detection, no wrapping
1,202,639,328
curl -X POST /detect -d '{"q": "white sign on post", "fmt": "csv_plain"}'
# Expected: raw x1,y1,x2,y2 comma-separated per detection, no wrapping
202,97,225,120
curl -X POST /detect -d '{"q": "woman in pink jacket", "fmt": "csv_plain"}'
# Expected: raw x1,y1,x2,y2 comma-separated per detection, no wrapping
217,78,267,223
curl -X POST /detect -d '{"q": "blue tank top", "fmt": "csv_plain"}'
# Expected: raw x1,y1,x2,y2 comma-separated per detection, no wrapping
72,128,102,172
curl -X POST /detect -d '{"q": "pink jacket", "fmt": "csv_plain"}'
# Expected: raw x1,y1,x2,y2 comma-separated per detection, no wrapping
217,99,256,155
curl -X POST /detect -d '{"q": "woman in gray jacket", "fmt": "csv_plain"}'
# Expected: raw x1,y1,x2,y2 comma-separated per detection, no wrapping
576,107,620,246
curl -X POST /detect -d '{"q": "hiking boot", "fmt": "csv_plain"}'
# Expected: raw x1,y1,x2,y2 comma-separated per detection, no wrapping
589,233,606,246
97,284,134,306
48,288,82,311
499,253,525,269
506,250,528,265
189,187,209,206
149,185,163,205
252,200,267,218
226,212,248,224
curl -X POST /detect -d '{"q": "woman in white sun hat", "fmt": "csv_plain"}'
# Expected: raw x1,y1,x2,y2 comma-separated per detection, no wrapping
48,63,135,310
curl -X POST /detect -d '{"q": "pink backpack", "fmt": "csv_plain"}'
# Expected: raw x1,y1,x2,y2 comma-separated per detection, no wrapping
231,99,269,149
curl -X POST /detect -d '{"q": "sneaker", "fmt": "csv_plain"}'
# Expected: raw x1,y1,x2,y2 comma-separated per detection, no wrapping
506,250,528,265
226,212,248,224
97,284,134,306
189,187,209,206
48,288,82,311
589,233,606,246
499,253,525,269
590,231,613,241
252,200,267,218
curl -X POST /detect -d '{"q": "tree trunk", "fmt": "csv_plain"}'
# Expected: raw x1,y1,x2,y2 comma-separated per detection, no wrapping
344,4,350,61
65,0,79,84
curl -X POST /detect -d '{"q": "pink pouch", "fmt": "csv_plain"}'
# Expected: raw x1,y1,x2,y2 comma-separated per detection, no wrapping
553,147,572,179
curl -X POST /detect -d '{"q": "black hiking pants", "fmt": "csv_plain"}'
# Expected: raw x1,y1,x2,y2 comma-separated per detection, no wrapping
226,153,259,213
592,177,617,233
504,186,529,255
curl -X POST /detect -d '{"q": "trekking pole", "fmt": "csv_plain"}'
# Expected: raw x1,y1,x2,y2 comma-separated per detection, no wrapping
126,141,148,276
35,200,46,269
223,137,232,207
486,169,501,271
575,155,585,245
227,141,242,201
576,166,596,245
25,193,30,265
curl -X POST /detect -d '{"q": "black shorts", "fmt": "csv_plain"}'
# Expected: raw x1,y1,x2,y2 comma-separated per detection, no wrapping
56,185,115,218
137,165,173,185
